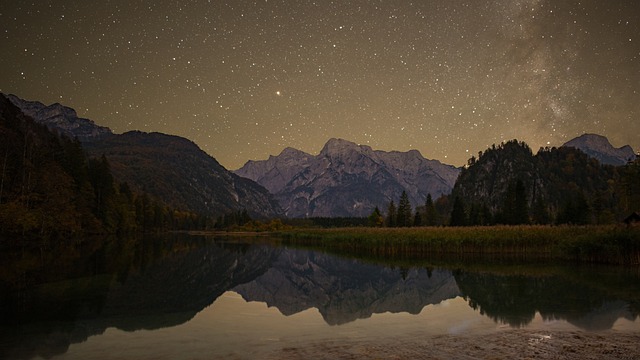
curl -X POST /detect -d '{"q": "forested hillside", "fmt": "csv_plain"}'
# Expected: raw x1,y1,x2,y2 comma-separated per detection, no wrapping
8,93,283,221
0,95,207,244
84,131,282,219
451,140,639,225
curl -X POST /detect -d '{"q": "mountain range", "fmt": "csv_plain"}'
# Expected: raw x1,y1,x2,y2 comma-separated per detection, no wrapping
236,135,637,218
4,93,636,220
5,93,282,219
235,138,460,218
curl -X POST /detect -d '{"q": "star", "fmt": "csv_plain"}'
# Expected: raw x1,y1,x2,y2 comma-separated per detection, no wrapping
0,1,637,169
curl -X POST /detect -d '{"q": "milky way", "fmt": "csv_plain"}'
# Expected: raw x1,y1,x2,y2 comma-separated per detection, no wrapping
2,0,639,169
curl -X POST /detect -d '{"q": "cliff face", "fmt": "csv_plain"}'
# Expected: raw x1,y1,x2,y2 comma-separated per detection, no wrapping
236,147,313,195
235,138,460,218
453,140,541,211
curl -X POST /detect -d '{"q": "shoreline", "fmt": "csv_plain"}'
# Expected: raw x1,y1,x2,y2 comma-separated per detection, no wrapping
278,225,640,266
265,329,640,359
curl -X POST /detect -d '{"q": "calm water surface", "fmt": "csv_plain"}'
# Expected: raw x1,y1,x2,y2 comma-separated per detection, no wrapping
1,234,638,359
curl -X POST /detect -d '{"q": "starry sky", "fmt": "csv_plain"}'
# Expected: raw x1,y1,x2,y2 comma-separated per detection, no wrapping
2,0,639,169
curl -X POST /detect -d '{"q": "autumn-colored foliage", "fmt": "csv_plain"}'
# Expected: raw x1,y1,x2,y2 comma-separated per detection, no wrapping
0,95,209,245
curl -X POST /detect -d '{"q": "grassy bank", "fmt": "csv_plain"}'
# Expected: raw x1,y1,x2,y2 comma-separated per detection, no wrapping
278,225,640,266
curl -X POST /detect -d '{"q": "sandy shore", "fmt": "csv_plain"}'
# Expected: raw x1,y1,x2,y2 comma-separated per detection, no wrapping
265,330,640,360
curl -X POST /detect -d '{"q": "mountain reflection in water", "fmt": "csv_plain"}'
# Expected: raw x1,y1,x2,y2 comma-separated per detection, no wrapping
233,249,460,325
0,234,638,359
233,246,638,330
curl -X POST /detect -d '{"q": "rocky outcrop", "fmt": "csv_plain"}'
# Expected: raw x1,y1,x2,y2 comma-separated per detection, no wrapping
235,147,313,194
7,94,112,140
235,138,460,218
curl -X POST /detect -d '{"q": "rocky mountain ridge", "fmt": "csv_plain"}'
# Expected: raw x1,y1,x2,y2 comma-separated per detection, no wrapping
562,133,636,166
7,94,112,140
235,138,461,218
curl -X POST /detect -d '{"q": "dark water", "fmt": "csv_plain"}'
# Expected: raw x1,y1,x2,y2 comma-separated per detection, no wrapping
0,234,638,359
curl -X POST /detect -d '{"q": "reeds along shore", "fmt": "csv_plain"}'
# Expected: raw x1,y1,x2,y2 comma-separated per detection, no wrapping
278,225,640,266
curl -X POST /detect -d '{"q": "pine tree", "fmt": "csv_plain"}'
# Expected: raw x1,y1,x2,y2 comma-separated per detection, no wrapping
413,210,422,226
450,196,467,226
88,155,117,229
557,190,590,225
501,181,516,224
620,157,640,214
368,206,384,227
514,179,529,224
240,209,252,225
468,203,482,225
397,191,412,227
423,193,439,226
532,195,550,225
500,180,528,225
386,201,397,227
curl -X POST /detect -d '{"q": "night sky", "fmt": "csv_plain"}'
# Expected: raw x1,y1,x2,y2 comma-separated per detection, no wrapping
2,1,639,169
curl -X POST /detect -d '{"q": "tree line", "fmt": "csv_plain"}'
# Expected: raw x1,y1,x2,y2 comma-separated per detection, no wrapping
367,191,447,227
370,141,639,227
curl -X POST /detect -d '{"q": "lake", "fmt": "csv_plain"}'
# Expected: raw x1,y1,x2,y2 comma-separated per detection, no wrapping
1,234,639,359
